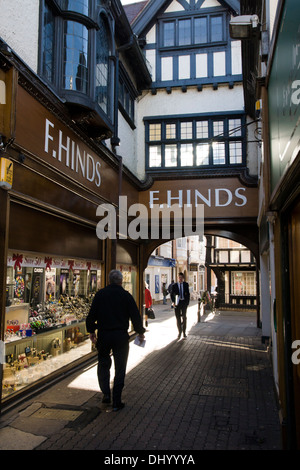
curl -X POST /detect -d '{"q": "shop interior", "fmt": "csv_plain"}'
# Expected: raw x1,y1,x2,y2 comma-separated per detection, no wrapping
3,252,102,399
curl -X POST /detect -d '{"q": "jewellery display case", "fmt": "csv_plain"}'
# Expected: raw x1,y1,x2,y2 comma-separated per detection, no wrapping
2,252,102,399
3,321,91,398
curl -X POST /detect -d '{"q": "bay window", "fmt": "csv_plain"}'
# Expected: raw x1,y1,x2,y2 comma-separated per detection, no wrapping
40,0,115,134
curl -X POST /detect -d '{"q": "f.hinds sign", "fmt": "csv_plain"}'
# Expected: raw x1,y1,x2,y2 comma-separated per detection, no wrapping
149,187,247,208
15,86,113,193
139,179,258,219
44,118,101,187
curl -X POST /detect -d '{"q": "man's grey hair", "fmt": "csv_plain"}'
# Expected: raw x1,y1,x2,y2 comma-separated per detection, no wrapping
109,269,123,285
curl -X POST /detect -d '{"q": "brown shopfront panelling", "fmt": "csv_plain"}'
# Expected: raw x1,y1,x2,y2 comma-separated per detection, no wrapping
14,85,120,207
9,201,102,260
11,162,99,225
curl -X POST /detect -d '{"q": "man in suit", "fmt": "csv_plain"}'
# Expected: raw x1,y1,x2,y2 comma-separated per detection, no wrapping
86,270,145,411
171,272,190,339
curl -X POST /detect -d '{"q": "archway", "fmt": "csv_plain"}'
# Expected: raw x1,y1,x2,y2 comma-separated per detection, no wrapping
138,219,259,324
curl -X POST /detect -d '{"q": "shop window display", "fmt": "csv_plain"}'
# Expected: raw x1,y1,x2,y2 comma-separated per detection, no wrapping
2,251,102,399
116,264,137,300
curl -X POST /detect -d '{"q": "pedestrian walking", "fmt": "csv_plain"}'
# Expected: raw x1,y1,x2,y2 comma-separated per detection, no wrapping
144,283,153,327
171,272,190,339
168,280,174,308
86,270,145,411
168,279,175,308
162,282,168,304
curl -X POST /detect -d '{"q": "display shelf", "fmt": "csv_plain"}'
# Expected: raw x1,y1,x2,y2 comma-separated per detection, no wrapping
2,321,90,398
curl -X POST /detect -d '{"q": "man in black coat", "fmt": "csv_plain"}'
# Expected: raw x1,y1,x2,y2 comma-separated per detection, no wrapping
171,272,190,339
86,270,145,411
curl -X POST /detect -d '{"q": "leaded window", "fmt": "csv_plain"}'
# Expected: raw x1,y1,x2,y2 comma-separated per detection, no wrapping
146,115,246,170
161,13,225,48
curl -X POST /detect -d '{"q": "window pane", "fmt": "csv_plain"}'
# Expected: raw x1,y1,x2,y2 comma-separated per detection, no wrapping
231,272,256,296
180,143,193,166
196,121,208,138
43,4,55,82
213,121,224,136
179,19,191,46
62,0,89,15
229,142,243,164
230,250,240,263
166,123,176,139
219,251,229,263
149,146,162,167
165,144,177,167
163,21,175,47
96,15,110,114
211,16,223,42
194,17,207,43
63,21,88,93
196,143,209,165
129,99,134,121
229,118,242,136
149,124,161,141
212,142,225,164
180,122,193,139
241,251,251,263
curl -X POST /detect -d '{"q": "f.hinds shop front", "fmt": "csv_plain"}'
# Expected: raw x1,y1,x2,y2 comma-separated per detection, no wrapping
0,77,139,406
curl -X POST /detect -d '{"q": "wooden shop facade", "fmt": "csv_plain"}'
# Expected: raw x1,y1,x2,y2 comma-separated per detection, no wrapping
0,0,260,408
0,50,145,408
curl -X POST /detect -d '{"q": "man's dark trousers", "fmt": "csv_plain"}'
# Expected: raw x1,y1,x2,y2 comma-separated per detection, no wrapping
97,330,129,405
175,300,188,336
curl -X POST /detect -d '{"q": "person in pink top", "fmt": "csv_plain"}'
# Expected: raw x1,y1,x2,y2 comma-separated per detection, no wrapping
144,283,153,327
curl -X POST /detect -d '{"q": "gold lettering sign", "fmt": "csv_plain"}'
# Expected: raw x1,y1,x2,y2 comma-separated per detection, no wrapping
15,86,119,202
139,178,258,219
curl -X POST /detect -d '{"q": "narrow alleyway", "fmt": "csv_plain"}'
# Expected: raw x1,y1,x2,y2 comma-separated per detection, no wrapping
0,302,281,451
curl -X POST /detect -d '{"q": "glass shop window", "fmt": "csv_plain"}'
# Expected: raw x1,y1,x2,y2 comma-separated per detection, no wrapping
3,253,103,400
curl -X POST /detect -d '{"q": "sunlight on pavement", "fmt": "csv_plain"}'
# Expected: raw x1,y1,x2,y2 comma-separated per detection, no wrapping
68,303,199,392
204,312,215,322
201,337,265,353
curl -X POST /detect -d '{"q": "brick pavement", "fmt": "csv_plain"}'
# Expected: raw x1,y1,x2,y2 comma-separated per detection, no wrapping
0,302,282,451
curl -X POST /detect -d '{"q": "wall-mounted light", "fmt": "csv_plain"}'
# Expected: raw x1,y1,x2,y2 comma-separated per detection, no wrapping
229,15,259,39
